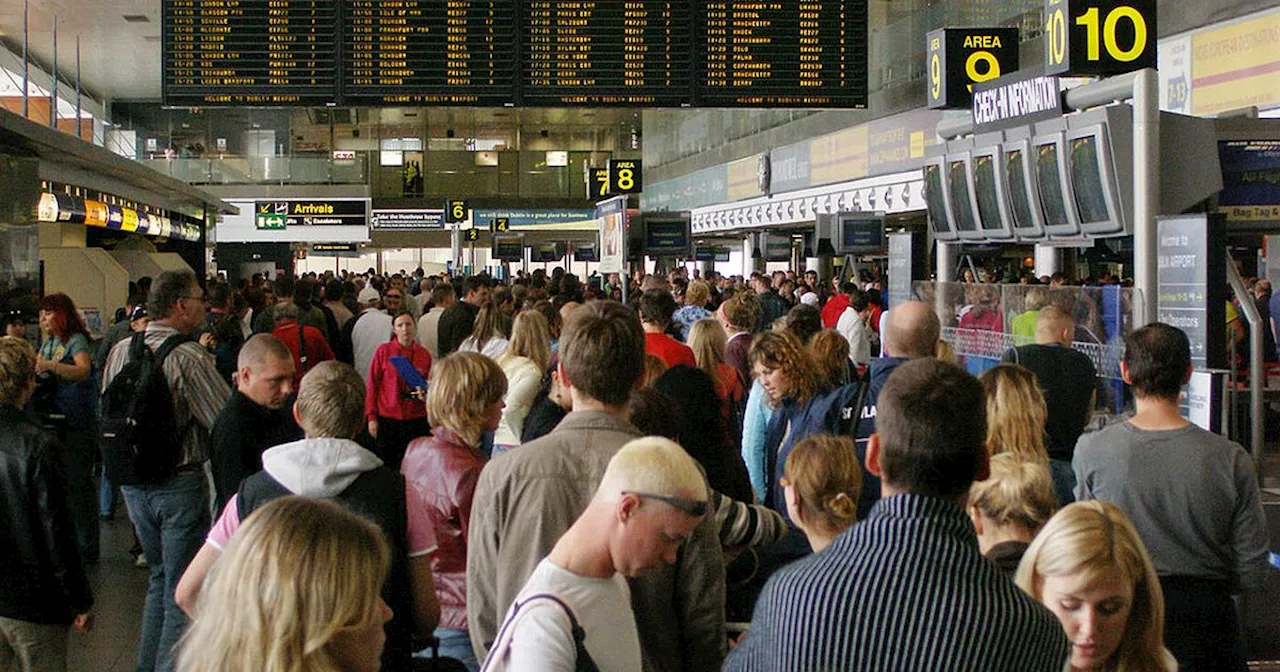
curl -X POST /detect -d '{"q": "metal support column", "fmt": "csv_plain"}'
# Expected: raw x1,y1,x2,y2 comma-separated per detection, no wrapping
1226,259,1265,465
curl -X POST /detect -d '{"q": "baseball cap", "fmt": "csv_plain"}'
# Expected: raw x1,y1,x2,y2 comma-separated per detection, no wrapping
357,286,381,306
799,292,819,307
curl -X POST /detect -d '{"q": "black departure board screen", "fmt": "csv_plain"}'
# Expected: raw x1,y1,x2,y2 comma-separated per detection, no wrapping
700,1,867,107
164,0,339,106
162,0,868,107
521,1,694,106
343,0,518,106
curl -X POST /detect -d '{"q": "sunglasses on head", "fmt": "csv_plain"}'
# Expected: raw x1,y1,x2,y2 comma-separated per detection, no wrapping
622,491,708,517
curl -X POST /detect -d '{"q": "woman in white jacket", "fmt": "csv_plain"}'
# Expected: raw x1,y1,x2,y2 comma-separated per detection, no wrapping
493,310,552,455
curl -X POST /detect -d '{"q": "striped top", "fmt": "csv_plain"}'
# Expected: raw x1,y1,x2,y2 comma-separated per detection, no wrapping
103,323,231,470
725,493,1069,672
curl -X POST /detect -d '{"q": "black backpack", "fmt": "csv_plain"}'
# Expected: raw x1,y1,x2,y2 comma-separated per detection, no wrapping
99,332,192,486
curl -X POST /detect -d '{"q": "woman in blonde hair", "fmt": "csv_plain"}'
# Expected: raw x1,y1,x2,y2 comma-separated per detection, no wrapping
176,496,392,672
688,318,745,419
780,434,861,552
673,279,713,341
458,302,510,360
494,310,551,454
402,352,507,670
1016,501,1176,672
979,364,1050,462
968,453,1057,576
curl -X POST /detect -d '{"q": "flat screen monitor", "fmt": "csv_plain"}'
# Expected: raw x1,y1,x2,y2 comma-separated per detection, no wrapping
923,158,956,241
1068,125,1127,236
835,213,885,255
573,243,599,262
947,155,980,236
642,213,692,257
1002,140,1046,241
535,243,562,262
1033,133,1081,237
971,147,1015,241
492,234,525,261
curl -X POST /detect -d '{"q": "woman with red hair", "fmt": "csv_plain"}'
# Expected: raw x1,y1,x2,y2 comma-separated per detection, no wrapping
37,292,99,561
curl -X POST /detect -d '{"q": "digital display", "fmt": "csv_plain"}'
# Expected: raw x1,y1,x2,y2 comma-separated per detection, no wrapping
1004,148,1037,231
522,1,693,106
343,0,518,106
164,0,340,106
1035,141,1071,230
573,243,599,262
163,0,868,107
644,218,691,256
700,1,867,107
948,159,978,232
1069,136,1110,225
839,216,883,254
972,154,1004,231
492,233,525,261
924,163,952,236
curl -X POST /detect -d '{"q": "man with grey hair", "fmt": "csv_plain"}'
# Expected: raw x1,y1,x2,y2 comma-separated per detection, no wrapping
209,334,302,509
101,269,231,672
176,361,440,670
484,437,709,671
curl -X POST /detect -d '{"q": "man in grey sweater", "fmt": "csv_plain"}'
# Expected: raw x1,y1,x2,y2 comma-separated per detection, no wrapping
1074,322,1269,671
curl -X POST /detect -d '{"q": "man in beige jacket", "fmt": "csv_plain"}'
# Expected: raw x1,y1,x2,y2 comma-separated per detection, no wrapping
467,301,727,672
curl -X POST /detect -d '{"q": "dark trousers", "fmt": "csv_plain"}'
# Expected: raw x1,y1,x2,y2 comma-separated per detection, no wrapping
60,426,99,562
376,416,432,471
1162,575,1248,672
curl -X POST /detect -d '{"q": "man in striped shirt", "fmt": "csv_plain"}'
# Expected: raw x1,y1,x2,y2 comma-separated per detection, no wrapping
726,359,1068,671
102,270,231,672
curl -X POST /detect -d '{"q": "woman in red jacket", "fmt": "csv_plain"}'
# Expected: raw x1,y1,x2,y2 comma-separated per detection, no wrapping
365,309,432,469
401,352,507,671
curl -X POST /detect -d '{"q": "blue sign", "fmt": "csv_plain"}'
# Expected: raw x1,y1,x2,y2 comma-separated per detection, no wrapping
474,209,595,227
1218,141,1280,221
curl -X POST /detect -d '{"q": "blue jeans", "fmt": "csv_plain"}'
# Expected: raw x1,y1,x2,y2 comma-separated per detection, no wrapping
122,470,210,672
1049,458,1077,507
99,466,116,518
419,627,479,672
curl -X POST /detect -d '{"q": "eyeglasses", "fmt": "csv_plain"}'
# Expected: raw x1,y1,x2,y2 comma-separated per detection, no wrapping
622,491,708,517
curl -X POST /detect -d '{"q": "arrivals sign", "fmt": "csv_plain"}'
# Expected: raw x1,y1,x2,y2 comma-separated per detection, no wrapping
926,28,1021,109
253,200,368,227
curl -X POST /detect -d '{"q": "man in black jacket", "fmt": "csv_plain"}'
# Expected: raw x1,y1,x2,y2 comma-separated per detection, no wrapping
0,336,93,667
209,334,302,509
436,275,490,356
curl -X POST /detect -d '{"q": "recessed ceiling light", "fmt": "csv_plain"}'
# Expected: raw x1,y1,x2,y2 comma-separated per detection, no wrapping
123,14,150,23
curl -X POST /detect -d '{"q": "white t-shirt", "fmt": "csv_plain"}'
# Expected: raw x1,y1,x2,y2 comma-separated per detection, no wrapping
352,309,393,382
459,335,511,361
486,559,641,672
836,307,872,365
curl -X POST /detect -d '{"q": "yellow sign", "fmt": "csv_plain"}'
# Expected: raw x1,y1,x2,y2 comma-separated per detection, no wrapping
1191,10,1280,115
1046,0,1155,76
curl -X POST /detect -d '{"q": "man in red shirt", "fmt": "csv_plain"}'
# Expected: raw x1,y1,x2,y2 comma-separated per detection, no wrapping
270,301,334,387
822,281,853,329
639,290,696,368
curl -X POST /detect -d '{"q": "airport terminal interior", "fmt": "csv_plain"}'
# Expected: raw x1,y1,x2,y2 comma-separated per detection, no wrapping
2,0,1280,669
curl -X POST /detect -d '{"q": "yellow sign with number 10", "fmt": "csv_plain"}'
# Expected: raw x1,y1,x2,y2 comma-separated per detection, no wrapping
1045,0,1155,76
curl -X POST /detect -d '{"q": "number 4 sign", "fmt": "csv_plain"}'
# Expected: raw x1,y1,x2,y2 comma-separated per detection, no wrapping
1044,0,1156,76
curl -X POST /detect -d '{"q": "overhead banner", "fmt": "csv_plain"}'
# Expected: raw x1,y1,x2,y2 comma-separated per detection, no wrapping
254,199,369,227
972,72,1064,133
372,209,445,230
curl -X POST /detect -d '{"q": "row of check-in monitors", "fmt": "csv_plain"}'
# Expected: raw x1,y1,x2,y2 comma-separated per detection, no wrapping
924,103,1225,244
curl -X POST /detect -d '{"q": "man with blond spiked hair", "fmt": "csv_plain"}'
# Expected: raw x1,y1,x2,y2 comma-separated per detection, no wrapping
482,437,709,671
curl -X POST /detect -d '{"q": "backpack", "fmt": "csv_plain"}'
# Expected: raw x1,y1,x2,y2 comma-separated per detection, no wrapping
99,332,192,486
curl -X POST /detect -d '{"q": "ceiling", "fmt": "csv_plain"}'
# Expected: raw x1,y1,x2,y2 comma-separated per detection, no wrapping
0,0,162,101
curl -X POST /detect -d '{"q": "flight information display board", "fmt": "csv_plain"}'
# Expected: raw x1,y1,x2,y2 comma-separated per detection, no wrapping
521,0,694,106
162,0,868,108
164,0,340,106
699,1,867,107
343,0,518,106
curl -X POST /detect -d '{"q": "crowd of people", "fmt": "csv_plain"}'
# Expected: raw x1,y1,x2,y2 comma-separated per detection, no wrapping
0,261,1271,672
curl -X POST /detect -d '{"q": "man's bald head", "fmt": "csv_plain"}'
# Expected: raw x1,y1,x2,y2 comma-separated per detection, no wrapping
883,301,941,359
1035,306,1075,346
